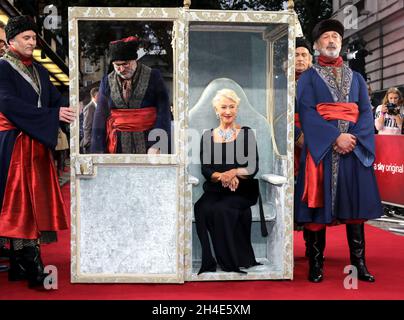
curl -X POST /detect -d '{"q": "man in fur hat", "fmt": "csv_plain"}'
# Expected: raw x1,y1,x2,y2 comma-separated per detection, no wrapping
90,36,171,154
295,19,382,283
0,15,75,288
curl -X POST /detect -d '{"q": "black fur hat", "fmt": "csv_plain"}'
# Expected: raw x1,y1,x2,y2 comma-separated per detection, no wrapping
296,37,313,55
5,15,38,44
109,36,140,63
312,19,344,42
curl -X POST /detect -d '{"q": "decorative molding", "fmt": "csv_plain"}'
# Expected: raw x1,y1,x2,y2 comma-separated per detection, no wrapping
72,156,96,177
184,9,295,281
183,0,191,9
288,0,295,11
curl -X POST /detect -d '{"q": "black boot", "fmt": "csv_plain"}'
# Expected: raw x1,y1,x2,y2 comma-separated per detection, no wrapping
303,228,309,258
306,228,326,283
8,246,27,281
22,245,48,288
346,223,375,282
304,228,326,260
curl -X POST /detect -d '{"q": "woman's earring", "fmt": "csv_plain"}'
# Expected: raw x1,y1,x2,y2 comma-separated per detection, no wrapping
216,112,220,120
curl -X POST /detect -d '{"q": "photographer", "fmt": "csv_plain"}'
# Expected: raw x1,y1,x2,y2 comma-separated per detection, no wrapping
375,87,403,135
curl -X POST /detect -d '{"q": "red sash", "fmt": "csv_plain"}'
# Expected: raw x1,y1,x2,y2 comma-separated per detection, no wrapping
0,112,16,131
302,103,359,208
294,113,301,129
106,107,157,153
0,113,68,239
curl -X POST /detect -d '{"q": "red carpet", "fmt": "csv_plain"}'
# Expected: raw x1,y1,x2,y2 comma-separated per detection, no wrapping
0,183,403,300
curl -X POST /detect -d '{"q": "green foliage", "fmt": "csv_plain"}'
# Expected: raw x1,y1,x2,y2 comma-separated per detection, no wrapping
219,0,283,11
59,0,331,63
294,0,332,43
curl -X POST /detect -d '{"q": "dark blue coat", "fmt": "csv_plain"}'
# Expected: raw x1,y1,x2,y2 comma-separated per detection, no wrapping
90,68,171,153
294,67,382,224
0,60,65,211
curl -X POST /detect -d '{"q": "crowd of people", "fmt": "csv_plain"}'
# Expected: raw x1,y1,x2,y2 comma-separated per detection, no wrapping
0,13,402,289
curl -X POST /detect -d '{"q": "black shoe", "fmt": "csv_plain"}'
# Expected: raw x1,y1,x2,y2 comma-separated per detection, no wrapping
197,260,217,275
22,245,49,288
305,228,326,283
346,223,375,282
354,260,375,282
220,265,248,274
8,247,27,281
232,269,247,274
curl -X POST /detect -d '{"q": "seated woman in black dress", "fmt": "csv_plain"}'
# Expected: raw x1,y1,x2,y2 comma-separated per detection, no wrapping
194,88,261,275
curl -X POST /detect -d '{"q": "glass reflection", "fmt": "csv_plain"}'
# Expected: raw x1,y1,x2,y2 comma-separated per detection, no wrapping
77,21,174,155
273,34,288,155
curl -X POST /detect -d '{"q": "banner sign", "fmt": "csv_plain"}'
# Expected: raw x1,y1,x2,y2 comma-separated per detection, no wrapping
373,135,404,206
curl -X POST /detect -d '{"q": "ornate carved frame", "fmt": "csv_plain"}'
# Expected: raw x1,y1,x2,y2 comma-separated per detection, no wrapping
183,9,297,281
69,7,186,283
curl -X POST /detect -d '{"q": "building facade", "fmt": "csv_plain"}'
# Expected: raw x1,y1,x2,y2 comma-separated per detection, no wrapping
332,0,404,102
0,0,69,91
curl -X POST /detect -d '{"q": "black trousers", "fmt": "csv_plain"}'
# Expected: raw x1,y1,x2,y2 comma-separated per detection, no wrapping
194,191,258,272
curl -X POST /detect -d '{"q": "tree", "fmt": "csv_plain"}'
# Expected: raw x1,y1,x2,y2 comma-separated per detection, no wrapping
218,1,332,41
294,0,333,43
47,0,333,102
55,1,332,59
219,0,283,11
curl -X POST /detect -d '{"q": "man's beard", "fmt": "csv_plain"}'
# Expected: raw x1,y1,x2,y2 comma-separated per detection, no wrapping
319,47,340,58
117,69,135,79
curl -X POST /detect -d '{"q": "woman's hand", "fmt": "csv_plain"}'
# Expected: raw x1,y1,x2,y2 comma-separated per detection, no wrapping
229,176,239,192
219,169,238,188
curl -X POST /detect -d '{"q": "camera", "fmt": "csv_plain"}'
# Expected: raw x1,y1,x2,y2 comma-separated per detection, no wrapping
386,103,400,116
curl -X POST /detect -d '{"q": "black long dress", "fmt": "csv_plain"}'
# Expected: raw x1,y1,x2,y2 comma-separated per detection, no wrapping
194,126,261,274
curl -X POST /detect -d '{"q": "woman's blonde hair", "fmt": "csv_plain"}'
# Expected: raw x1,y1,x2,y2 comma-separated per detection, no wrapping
212,89,241,108
382,87,403,106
